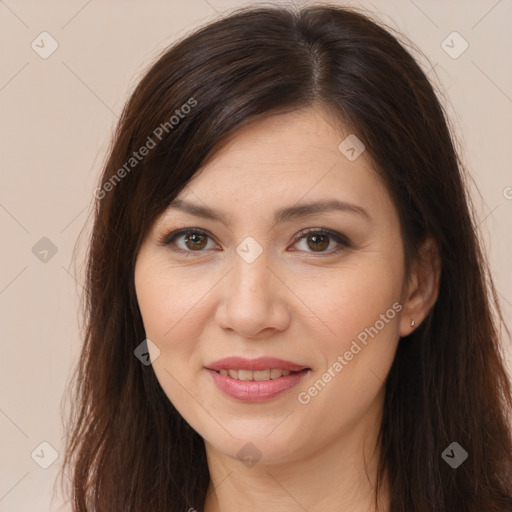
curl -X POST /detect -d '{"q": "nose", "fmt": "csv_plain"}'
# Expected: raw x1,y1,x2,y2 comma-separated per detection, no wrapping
214,249,291,339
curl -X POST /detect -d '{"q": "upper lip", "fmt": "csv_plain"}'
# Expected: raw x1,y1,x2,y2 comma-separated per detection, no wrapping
206,356,309,372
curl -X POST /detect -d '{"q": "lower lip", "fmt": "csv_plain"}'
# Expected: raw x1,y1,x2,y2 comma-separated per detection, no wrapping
206,369,309,402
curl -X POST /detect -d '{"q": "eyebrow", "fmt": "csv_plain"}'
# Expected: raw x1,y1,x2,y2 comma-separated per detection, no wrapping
166,198,371,227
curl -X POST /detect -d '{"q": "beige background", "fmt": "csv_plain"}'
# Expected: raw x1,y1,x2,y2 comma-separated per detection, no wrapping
1,0,511,510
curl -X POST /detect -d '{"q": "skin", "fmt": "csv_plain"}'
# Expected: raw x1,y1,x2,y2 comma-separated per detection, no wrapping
134,105,440,512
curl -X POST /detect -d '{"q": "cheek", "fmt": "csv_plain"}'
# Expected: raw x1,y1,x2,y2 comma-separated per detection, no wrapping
292,259,402,407
135,258,214,347
292,257,403,343
135,261,209,412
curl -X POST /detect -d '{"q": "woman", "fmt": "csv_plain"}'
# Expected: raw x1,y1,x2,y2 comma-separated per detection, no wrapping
61,3,512,511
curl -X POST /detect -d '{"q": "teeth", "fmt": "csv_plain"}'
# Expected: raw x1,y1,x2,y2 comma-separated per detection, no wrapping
238,369,253,381
217,368,297,381
270,368,283,379
253,369,271,381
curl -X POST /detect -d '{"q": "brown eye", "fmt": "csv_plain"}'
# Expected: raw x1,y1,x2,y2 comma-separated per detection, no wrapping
292,228,351,254
306,233,330,252
184,232,208,250
158,228,217,255
159,227,351,257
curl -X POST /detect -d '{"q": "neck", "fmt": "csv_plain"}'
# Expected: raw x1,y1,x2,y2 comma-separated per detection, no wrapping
203,404,390,512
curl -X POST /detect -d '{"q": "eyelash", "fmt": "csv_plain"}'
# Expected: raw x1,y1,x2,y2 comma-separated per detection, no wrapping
157,227,351,257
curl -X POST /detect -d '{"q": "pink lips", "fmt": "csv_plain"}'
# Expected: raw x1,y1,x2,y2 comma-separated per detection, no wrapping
205,356,310,402
207,356,308,372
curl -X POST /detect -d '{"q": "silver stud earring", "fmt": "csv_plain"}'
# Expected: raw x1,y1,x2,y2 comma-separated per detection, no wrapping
410,319,416,328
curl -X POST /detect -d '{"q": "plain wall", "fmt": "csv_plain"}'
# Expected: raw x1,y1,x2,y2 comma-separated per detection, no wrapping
0,1,511,510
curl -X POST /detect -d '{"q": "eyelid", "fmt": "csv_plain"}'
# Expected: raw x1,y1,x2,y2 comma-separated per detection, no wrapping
158,227,351,255
291,227,350,247
157,227,216,247
157,228,220,255
289,228,351,257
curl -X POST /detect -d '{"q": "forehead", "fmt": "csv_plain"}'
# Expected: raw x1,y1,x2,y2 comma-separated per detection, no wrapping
148,106,404,241
202,107,360,168
178,107,388,212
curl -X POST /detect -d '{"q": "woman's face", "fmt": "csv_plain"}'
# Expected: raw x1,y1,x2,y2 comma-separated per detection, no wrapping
134,106,414,466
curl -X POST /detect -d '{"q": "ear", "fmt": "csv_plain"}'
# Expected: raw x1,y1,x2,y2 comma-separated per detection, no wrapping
399,235,441,337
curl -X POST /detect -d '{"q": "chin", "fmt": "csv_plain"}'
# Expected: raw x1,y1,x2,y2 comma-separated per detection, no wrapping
201,422,306,467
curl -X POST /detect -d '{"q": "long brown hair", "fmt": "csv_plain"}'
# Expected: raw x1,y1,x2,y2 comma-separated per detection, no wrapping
60,3,512,511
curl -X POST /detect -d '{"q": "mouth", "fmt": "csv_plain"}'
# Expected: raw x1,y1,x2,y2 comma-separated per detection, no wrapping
211,368,306,381
205,356,311,402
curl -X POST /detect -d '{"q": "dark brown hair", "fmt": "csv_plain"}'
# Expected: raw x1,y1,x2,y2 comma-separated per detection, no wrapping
60,3,512,511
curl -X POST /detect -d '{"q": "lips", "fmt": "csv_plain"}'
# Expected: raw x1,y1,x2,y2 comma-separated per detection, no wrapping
205,356,311,402
206,356,309,372
217,368,293,381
